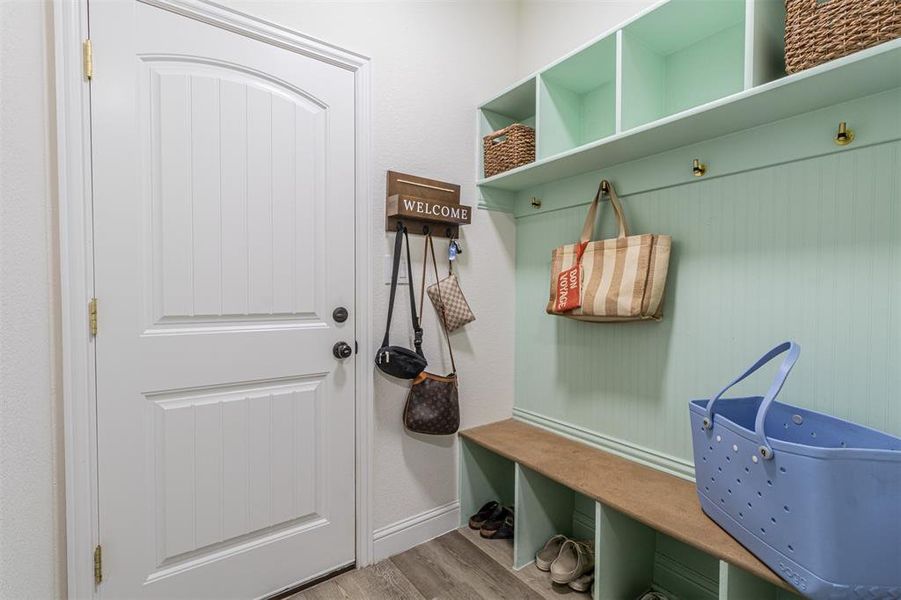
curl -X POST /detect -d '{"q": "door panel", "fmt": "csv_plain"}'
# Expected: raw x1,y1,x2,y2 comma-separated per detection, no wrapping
143,61,327,328
149,376,325,564
90,2,355,597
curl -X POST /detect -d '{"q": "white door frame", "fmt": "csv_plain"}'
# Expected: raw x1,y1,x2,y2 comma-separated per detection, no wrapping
53,1,373,596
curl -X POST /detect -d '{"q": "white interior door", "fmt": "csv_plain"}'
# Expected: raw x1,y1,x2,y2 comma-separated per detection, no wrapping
90,2,356,597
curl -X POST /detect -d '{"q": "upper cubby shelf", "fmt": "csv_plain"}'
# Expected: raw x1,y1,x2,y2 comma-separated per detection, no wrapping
476,0,901,194
480,77,536,133
620,0,746,130
478,77,536,178
539,35,617,159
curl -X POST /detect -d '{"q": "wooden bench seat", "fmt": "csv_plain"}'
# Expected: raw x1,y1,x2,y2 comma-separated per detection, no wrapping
459,419,792,592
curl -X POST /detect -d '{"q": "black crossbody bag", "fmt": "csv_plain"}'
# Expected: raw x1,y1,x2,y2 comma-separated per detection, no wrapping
375,225,428,379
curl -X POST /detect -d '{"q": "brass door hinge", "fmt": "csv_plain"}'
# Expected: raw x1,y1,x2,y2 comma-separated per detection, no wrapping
93,545,102,584
83,39,93,80
88,298,98,336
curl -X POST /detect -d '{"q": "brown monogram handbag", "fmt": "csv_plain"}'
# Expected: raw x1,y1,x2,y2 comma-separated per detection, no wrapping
403,234,459,435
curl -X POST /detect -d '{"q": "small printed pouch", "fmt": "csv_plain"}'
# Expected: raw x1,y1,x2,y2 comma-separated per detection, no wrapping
427,272,475,332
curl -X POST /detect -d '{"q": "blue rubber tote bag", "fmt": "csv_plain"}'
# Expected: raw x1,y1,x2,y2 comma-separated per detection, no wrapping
689,342,901,599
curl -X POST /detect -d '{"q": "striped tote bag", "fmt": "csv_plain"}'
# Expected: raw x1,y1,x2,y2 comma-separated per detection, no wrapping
546,180,671,322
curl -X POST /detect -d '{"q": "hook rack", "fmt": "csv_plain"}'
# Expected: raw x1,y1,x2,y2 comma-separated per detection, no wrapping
394,221,455,238
385,171,471,239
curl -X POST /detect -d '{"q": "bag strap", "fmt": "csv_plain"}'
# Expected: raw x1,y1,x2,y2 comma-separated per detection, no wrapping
381,225,404,348
579,179,629,243
382,224,423,356
420,233,457,374
406,228,424,356
703,341,800,460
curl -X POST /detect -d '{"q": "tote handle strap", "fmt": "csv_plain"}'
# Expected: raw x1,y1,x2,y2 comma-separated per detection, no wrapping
419,233,457,374
703,342,800,460
579,179,629,243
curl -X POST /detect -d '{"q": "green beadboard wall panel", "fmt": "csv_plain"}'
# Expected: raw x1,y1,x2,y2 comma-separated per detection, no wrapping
514,141,901,471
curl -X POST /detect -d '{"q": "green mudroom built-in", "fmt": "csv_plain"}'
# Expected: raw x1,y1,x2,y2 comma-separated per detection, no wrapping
462,0,901,598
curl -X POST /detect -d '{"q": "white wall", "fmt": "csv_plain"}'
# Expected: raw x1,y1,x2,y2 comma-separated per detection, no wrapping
0,1,67,598
515,0,656,76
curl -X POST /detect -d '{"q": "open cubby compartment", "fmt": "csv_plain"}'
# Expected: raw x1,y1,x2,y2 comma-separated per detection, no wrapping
620,0,747,131
479,77,537,179
596,504,720,600
458,439,516,567
719,563,802,600
537,35,617,159
459,438,515,529
746,0,786,88
513,465,595,578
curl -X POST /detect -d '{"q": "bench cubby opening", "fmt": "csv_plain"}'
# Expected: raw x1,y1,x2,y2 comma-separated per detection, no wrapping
596,504,720,600
459,437,515,527
537,35,617,159
458,437,516,568
478,77,536,179
513,464,595,570
620,0,746,130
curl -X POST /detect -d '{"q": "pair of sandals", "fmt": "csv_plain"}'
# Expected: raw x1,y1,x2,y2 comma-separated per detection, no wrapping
535,534,595,593
468,500,514,539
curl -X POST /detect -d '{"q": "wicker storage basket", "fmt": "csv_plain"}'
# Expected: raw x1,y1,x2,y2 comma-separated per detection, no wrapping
785,0,901,74
483,124,535,178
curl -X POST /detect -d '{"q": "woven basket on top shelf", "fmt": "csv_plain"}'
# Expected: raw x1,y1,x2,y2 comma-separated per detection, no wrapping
483,124,535,178
785,0,901,74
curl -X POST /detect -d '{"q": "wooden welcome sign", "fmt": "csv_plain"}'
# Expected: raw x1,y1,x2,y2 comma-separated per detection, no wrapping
385,171,471,238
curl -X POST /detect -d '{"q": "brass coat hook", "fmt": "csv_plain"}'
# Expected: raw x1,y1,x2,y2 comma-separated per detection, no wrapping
692,159,707,177
835,122,854,145
530,197,542,209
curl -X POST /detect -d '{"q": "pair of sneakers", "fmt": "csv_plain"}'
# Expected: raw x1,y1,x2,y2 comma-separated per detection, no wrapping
468,501,514,539
535,534,595,592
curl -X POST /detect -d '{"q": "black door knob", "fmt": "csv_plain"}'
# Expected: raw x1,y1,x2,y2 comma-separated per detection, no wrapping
333,341,353,359
332,307,349,323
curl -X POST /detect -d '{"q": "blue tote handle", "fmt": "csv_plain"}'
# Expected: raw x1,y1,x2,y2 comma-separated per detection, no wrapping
703,342,801,460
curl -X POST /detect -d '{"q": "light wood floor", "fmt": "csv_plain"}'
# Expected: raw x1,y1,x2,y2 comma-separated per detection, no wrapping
287,528,590,600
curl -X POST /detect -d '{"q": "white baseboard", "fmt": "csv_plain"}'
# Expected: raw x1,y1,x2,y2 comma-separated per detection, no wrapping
371,500,460,562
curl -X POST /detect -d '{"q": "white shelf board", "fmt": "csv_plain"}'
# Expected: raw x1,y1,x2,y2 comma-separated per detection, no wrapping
477,40,901,193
